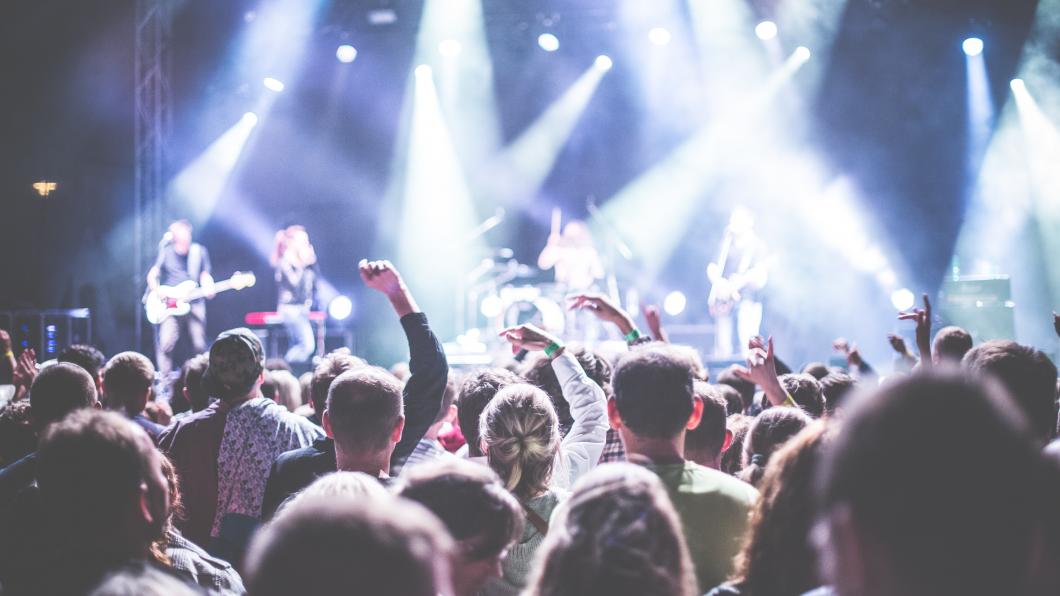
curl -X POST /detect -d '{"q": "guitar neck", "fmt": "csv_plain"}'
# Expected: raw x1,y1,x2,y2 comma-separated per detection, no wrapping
183,279,240,302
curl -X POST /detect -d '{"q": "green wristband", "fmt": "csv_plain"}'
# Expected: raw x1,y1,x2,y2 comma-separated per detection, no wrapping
624,328,642,343
544,341,564,358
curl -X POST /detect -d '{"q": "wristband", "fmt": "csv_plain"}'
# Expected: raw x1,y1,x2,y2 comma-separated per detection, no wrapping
544,341,564,358
623,328,642,343
3,351,12,359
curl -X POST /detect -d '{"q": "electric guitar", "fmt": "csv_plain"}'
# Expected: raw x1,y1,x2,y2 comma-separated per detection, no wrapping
144,271,256,324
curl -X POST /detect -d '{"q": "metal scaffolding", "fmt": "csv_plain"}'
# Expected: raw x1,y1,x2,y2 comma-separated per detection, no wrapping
133,0,172,351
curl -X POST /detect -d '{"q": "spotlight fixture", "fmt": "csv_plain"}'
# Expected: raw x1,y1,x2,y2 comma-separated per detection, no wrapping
594,55,613,71
755,21,778,41
241,112,259,126
415,64,433,79
263,77,285,92
336,44,358,63
794,46,811,62
891,288,915,312
962,37,984,57
537,33,560,52
328,296,353,321
663,291,687,316
1010,78,1025,92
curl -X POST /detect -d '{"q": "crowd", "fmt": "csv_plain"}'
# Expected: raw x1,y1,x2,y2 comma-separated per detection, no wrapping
1,261,1059,596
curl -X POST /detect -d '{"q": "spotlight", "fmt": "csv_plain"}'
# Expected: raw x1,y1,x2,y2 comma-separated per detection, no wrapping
241,112,259,126
663,291,687,316
648,27,672,46
336,44,358,63
794,46,811,62
890,288,915,312
962,37,984,57
1010,78,1025,92
438,39,462,57
755,21,778,41
415,64,432,79
480,294,503,318
537,33,560,52
328,295,353,321
263,77,285,92
594,55,613,71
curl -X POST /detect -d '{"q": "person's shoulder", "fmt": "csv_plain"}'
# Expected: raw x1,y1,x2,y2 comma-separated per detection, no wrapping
682,461,759,503
159,404,222,444
275,441,331,467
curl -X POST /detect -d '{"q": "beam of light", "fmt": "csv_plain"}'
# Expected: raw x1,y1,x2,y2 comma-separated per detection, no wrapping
476,60,610,206
686,0,770,110
649,27,673,46
413,0,500,168
393,68,483,337
597,48,813,275
774,0,849,94
965,48,994,191
167,113,259,225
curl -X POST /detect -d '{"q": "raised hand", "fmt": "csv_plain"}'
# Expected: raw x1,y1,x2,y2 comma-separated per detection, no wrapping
732,336,788,407
886,333,911,356
359,259,418,317
567,293,636,336
498,323,562,356
898,293,933,365
12,348,37,393
642,304,667,343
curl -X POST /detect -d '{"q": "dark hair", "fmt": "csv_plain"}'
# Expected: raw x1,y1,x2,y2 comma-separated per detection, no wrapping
932,326,973,364
57,344,106,381
818,371,1047,595
522,347,612,435
716,366,755,413
37,410,163,554
245,496,452,596
714,383,744,416
731,422,831,596
721,414,753,476
398,459,523,561
685,382,729,461
962,340,1058,443
430,372,459,426
739,407,811,487
819,372,857,415
457,368,521,457
30,362,99,426
800,362,830,380
103,352,156,415
0,400,37,467
326,368,403,454
778,373,825,418
612,346,695,439
179,354,210,412
311,351,366,416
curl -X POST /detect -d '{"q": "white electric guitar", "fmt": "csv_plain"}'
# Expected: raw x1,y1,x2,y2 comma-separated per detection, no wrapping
144,271,256,324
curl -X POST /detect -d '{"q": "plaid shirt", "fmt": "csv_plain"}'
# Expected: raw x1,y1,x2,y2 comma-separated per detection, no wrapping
598,428,626,463
166,528,245,594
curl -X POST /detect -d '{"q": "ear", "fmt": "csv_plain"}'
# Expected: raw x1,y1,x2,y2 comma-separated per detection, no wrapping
720,429,734,453
392,415,405,444
443,404,458,424
322,409,334,439
607,397,623,431
183,386,192,402
685,395,704,430
93,399,103,410
137,484,156,526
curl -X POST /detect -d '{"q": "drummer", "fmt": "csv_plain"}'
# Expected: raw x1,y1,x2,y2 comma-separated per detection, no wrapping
537,209,605,342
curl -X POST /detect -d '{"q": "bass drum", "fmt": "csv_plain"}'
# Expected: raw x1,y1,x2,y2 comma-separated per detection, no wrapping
499,285,565,335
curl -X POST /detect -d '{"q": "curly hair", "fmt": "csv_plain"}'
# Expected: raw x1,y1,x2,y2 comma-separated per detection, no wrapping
525,463,697,596
479,384,560,500
729,422,831,596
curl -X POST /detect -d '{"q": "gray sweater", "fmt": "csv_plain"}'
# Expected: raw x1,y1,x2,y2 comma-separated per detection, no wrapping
480,488,566,596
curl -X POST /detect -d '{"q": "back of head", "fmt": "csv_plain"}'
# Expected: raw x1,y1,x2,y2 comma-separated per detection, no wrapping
714,383,744,416
818,372,857,415
457,368,522,457
37,410,164,550
202,327,266,401
740,407,811,487
246,496,453,596
818,371,1045,595
721,414,753,476
733,422,831,596
523,347,612,434
962,340,1058,443
779,373,825,418
270,369,302,412
30,361,99,427
801,362,830,380
275,471,390,519
612,346,695,439
716,366,755,413
398,459,523,563
103,352,156,415
685,382,729,464
58,344,106,382
325,367,404,455
525,463,697,596
310,351,366,415
932,326,973,364
179,354,210,412
479,384,559,499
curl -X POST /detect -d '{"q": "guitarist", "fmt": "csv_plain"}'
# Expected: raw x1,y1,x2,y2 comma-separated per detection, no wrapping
147,219,214,379
707,207,768,358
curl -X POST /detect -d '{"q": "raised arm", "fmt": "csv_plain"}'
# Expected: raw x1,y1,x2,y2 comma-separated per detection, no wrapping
568,292,651,346
898,293,933,368
499,323,608,487
732,336,795,408
359,259,447,464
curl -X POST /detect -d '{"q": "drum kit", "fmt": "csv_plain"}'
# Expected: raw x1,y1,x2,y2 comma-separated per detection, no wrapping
461,249,568,340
